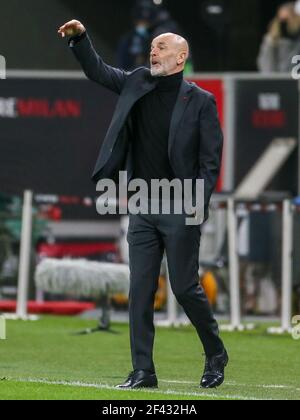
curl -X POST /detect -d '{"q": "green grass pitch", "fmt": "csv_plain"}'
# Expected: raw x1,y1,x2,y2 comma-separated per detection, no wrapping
0,316,299,400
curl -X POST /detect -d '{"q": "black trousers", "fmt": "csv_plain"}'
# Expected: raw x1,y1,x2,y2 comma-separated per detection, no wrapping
127,209,224,373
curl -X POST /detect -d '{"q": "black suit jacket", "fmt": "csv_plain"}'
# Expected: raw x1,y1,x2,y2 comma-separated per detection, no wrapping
70,32,223,220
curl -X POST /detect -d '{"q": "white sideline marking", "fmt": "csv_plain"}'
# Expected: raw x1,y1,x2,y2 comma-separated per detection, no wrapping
161,379,300,392
9,378,267,401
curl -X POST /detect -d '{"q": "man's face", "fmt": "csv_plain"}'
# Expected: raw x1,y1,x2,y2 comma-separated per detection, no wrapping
150,36,179,77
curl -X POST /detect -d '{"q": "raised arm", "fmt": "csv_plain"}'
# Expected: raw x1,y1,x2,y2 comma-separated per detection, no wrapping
58,20,128,94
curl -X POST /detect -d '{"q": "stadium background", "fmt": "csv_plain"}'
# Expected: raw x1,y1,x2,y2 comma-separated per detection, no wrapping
0,0,300,401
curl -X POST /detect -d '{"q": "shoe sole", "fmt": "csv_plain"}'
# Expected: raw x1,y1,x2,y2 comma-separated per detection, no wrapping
116,379,158,390
201,377,224,389
131,381,158,389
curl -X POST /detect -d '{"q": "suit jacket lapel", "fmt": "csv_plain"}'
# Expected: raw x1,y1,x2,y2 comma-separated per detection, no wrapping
127,74,158,106
112,73,157,137
168,80,193,157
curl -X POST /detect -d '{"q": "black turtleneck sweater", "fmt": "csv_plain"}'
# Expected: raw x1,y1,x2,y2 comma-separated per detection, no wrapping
131,71,183,185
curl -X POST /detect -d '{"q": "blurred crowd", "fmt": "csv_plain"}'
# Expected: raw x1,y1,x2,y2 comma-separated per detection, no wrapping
258,1,300,72
117,0,300,74
117,0,193,74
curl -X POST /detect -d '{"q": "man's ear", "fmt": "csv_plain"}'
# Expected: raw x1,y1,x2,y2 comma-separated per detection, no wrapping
177,52,186,65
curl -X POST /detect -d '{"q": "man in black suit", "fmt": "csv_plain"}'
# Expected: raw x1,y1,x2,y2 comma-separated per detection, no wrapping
58,20,228,389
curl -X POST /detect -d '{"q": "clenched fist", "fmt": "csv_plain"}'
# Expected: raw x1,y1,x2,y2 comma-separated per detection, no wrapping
57,20,86,38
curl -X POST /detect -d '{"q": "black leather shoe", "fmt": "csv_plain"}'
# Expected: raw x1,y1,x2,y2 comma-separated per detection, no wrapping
116,370,158,389
200,349,229,389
